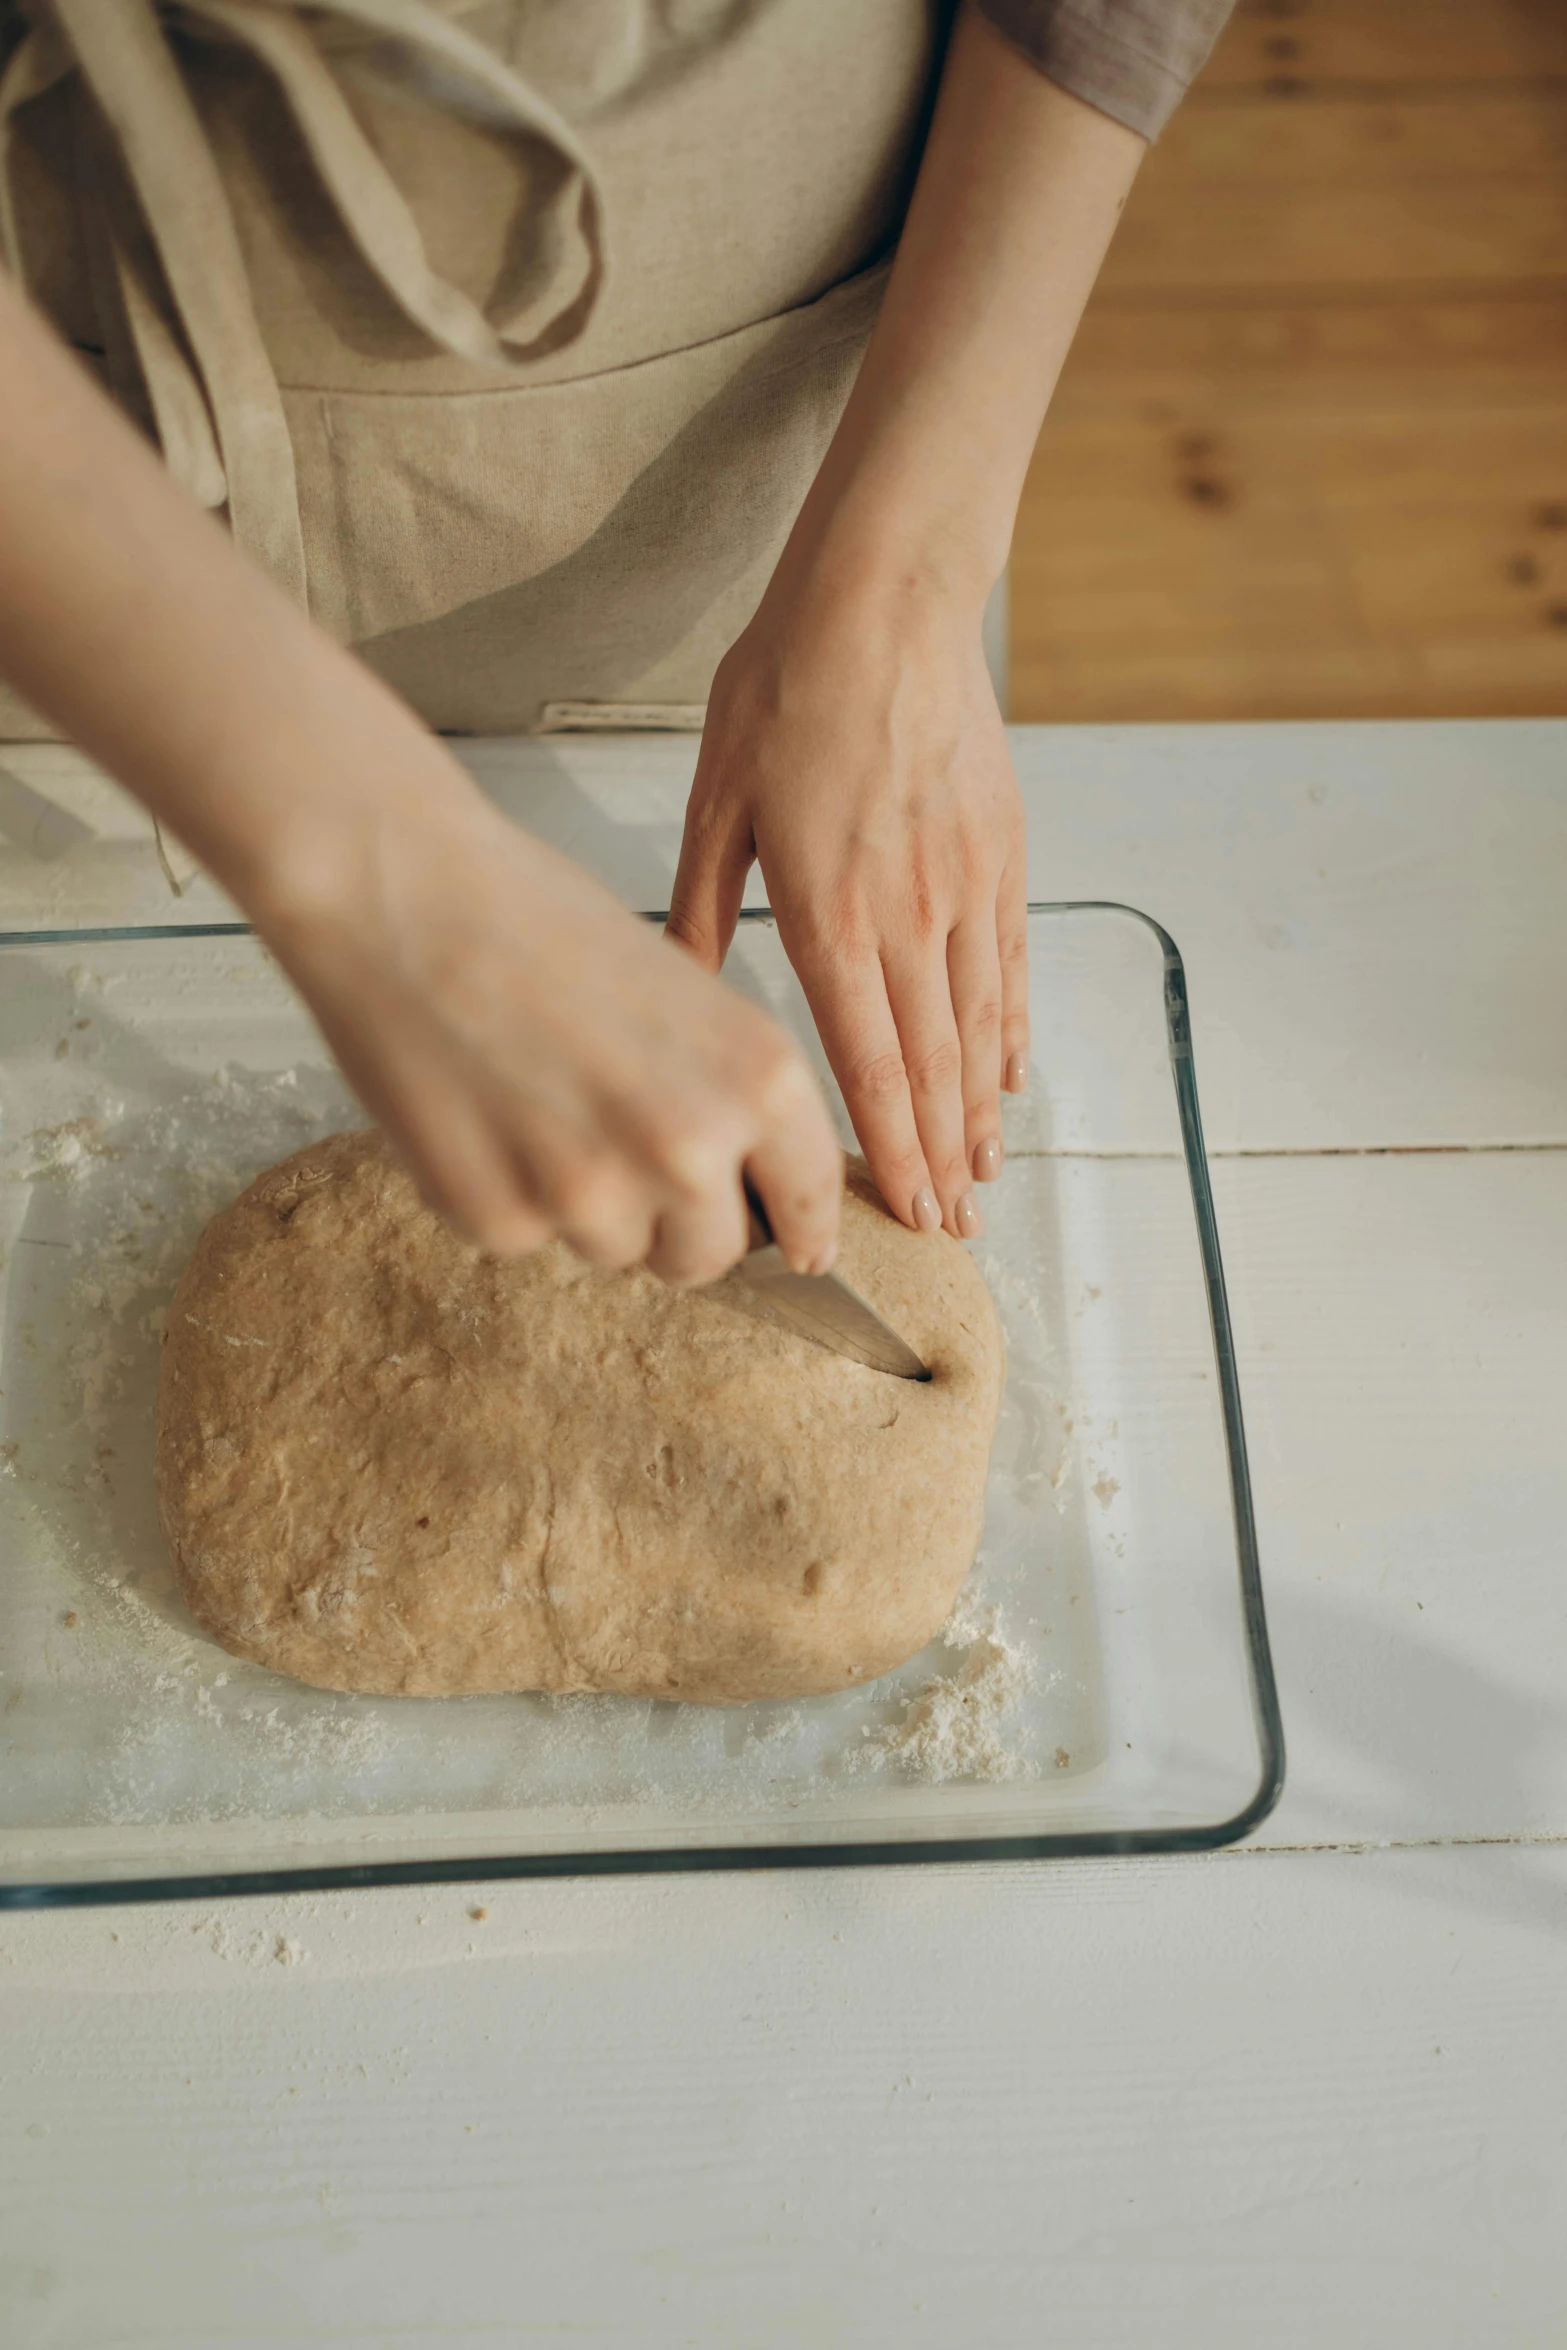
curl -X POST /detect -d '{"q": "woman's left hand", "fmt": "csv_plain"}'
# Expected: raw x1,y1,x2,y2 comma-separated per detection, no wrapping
666,564,1029,1242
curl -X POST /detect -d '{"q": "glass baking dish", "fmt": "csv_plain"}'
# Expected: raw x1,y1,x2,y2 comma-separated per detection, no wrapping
0,904,1281,1905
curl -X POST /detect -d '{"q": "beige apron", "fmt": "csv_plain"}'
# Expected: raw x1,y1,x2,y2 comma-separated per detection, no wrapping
0,0,949,742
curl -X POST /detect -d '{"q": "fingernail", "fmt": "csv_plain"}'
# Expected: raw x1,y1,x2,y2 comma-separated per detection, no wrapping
972,1135,1003,1183
1004,1050,1029,1094
809,1241,838,1276
954,1191,984,1240
912,1185,942,1233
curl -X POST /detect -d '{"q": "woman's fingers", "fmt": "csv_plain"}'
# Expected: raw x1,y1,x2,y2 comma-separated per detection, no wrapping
385,1070,555,1258
637,1030,841,1286
881,945,981,1238
947,912,1005,1183
303,997,551,1256
665,777,756,975
742,1050,848,1274
264,769,849,1285
998,840,1031,1094
793,949,941,1234
645,1182,752,1288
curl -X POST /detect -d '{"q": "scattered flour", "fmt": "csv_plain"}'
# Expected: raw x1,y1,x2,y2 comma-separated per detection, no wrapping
14,1115,116,1180
188,1913,309,1967
855,1592,1039,1785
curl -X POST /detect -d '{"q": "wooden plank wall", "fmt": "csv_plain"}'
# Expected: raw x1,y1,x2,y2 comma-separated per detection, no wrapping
1010,0,1567,720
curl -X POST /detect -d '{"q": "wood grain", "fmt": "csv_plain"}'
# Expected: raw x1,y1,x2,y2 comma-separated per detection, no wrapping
1203,0,1567,91
1012,0,1567,721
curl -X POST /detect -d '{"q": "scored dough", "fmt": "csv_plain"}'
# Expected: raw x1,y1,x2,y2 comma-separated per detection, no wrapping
155,1131,1004,1703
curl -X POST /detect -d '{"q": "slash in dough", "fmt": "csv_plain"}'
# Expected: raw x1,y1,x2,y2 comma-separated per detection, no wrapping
155,1130,1004,1703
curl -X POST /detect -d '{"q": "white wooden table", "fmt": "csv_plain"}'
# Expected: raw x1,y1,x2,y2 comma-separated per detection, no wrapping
1,721,1564,2347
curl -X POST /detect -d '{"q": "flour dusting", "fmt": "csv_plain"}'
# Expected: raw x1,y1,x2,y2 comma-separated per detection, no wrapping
855,1592,1039,1784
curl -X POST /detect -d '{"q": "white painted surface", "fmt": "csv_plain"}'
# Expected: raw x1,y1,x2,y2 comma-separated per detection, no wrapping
2,1849,1565,2348
7,719,1567,1150
1,720,1565,2343
1217,1150,1567,1847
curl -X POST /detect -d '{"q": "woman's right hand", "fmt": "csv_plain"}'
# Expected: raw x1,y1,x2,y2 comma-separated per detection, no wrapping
0,269,838,1279
254,777,844,1286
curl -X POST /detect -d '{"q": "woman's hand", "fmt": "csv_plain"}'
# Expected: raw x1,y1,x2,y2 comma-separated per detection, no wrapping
256,778,844,1283
667,566,1028,1240
668,6,1148,1236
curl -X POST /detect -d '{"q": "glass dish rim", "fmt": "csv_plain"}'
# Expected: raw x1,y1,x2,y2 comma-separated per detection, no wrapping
0,901,1284,1907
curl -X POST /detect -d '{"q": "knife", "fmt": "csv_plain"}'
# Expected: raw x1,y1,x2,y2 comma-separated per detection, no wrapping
736,1182,931,1381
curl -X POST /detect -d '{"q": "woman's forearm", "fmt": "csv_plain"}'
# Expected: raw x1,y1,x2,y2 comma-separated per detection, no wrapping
0,269,472,915
772,1,1145,611
670,7,1143,1240
0,270,845,1275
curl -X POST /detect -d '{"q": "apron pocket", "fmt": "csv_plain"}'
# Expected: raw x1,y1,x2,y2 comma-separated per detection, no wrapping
290,260,889,731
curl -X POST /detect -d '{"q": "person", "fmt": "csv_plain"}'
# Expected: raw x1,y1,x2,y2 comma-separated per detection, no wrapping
0,0,1231,1287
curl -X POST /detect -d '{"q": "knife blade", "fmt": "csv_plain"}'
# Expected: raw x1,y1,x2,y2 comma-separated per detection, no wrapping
735,1184,931,1381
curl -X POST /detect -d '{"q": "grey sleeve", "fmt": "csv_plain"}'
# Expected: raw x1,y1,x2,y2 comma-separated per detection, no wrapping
974,0,1237,140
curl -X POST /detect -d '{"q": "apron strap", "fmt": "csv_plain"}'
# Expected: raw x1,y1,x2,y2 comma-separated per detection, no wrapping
3,0,611,605
2,21,229,512
76,90,232,512
52,0,309,599
184,0,606,365
0,13,74,284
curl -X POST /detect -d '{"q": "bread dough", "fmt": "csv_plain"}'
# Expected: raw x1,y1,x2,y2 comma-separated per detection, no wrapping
155,1131,1004,1703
